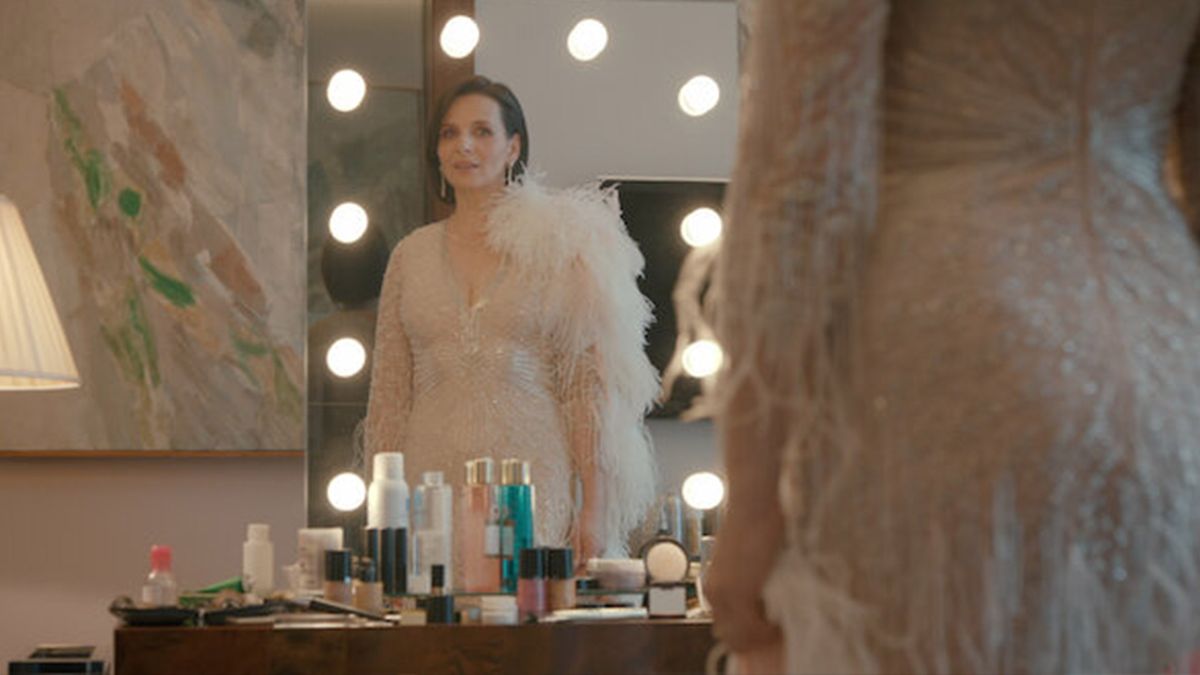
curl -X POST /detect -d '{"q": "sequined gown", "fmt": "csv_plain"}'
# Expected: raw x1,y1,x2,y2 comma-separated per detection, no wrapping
718,0,1200,672
364,223,586,551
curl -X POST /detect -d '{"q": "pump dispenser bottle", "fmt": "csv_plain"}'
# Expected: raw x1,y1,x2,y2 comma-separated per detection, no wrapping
242,523,274,595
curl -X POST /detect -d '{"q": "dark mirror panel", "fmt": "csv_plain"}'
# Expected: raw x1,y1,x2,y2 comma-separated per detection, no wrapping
603,179,725,417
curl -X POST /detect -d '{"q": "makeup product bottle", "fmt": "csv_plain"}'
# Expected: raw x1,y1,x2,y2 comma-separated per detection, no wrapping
517,547,548,622
499,459,536,592
366,452,409,595
546,548,576,611
425,564,455,624
140,545,178,607
324,549,353,605
658,495,685,542
297,527,343,592
460,458,502,592
353,557,384,615
480,594,518,625
242,523,274,595
413,471,453,591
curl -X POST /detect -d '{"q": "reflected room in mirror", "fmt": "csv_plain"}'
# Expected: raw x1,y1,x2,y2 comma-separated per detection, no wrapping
307,0,737,569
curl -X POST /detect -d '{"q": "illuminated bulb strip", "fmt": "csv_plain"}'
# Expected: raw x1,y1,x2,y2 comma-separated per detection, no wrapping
568,19,608,62
678,75,720,117
329,202,369,244
441,15,480,59
327,69,367,112
682,339,723,378
680,207,723,248
681,471,725,510
326,337,367,378
327,472,367,511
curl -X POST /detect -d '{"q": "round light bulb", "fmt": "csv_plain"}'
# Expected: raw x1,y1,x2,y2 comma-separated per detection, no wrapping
680,207,723,248
681,471,725,510
678,75,721,117
328,202,368,244
326,69,367,112
327,472,366,511
325,337,366,378
567,19,608,62
440,15,480,59
682,339,723,378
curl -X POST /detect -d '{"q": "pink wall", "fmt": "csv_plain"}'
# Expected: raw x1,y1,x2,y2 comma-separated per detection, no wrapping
0,457,304,666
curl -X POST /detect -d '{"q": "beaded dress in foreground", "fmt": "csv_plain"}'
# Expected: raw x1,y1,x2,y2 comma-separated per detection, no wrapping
709,0,1200,671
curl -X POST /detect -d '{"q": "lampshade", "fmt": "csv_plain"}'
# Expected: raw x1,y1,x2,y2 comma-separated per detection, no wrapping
0,195,80,390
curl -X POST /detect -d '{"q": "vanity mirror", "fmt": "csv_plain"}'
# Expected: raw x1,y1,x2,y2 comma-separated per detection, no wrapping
313,0,742,535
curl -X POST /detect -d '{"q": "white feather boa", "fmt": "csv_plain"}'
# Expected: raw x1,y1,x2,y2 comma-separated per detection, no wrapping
485,177,660,555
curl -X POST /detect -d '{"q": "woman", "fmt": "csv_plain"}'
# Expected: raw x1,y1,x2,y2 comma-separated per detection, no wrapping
364,77,659,570
702,0,1200,672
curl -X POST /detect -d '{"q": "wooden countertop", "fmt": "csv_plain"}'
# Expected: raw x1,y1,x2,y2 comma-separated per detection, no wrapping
115,618,715,675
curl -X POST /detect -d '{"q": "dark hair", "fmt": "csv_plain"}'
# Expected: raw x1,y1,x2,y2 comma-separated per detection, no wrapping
426,76,529,205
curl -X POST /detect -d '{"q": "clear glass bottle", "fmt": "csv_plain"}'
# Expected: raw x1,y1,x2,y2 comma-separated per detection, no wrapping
413,471,453,591
140,544,178,607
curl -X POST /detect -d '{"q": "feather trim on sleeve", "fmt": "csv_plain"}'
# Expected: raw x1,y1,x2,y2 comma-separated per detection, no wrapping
485,177,660,554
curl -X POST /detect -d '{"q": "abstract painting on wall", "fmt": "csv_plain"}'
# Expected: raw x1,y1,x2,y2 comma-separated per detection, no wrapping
0,0,306,451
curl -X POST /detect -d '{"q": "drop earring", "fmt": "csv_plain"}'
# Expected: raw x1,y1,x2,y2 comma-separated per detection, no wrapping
440,172,447,200
506,163,514,186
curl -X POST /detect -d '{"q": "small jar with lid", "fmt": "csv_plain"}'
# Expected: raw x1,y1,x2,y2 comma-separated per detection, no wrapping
353,557,384,615
323,549,354,605
546,548,576,611
517,547,548,622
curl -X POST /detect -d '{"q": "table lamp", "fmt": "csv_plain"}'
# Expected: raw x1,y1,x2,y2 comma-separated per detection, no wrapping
0,194,80,390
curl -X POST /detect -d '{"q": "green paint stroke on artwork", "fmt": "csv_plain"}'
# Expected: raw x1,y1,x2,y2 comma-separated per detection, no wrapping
82,150,111,209
53,89,83,138
233,359,260,389
101,325,145,382
127,291,161,386
118,188,142,218
232,332,270,358
272,350,303,420
99,290,160,386
139,257,195,308
53,89,111,210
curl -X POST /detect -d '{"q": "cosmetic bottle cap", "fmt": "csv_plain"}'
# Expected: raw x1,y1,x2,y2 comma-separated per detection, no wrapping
246,523,270,542
467,457,496,485
325,549,352,582
423,471,444,487
547,548,574,580
150,545,172,572
501,459,531,485
519,547,547,579
373,452,405,481
431,564,445,591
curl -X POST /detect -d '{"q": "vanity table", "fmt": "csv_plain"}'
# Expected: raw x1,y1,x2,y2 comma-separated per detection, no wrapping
114,618,715,674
